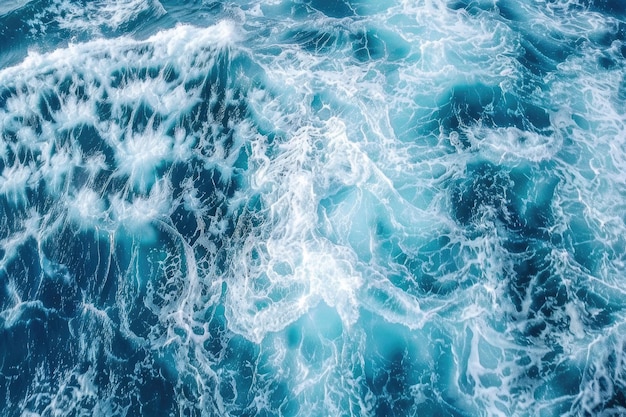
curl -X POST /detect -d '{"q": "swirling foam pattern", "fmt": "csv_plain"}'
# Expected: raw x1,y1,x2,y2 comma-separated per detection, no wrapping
1,0,626,416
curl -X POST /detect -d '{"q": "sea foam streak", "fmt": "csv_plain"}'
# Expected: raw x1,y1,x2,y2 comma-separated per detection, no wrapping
1,0,626,416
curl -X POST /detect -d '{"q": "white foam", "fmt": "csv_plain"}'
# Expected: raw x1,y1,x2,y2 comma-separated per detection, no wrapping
0,0,32,14
27,0,166,35
114,130,172,191
40,148,79,194
67,188,107,228
565,302,586,339
110,178,172,234
83,153,108,178
0,20,241,209
55,94,98,130
0,163,34,204
472,126,562,162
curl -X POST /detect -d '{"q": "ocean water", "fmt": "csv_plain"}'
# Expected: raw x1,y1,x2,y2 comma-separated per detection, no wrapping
1,0,626,416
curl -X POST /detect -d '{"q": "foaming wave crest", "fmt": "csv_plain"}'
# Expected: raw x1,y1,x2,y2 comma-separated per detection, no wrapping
1,0,626,416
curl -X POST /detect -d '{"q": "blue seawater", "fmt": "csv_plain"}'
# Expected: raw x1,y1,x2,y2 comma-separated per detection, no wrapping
1,0,626,416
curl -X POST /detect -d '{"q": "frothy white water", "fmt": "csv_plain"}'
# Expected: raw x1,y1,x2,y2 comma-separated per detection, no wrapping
1,0,626,415
27,0,166,35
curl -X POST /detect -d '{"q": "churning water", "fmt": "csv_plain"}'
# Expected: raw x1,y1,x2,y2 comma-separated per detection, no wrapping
1,0,626,416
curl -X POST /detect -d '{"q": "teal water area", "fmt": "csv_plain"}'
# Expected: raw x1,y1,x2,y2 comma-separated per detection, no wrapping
1,0,626,416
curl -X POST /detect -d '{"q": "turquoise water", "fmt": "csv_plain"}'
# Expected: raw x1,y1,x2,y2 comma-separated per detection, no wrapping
1,0,626,416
